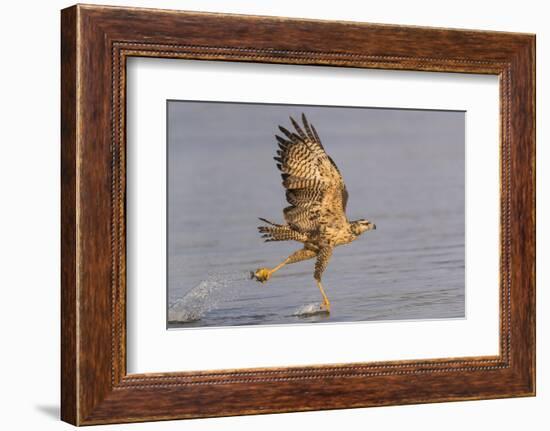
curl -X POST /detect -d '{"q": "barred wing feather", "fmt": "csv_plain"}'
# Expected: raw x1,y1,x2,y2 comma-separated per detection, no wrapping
274,113,349,234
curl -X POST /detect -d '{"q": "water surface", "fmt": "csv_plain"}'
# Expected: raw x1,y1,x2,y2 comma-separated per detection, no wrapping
167,101,465,328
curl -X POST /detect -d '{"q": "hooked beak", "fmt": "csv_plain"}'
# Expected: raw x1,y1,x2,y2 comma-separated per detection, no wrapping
372,223,377,230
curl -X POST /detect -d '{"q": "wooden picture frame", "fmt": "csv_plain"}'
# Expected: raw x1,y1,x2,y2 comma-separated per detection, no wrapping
61,4,535,425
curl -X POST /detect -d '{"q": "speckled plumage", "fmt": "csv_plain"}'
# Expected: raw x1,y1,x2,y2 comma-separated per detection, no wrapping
256,114,376,296
276,115,349,240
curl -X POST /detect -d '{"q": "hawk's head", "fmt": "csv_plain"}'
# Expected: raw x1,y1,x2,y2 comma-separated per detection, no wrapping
350,219,376,236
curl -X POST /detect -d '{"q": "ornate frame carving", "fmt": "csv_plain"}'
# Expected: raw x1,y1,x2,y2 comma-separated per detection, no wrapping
61,5,535,425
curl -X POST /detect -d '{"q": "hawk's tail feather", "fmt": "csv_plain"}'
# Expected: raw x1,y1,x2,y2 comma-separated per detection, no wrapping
258,217,280,227
257,221,306,243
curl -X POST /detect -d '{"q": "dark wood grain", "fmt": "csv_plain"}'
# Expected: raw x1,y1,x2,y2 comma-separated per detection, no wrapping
61,4,536,425
60,5,77,425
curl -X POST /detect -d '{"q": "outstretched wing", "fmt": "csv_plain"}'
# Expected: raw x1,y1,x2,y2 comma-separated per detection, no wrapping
274,113,349,234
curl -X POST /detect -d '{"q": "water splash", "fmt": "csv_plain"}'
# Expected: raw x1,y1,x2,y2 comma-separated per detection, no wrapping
168,270,250,323
293,302,329,317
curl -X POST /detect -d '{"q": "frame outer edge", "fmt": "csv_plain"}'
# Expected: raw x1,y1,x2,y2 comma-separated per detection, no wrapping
526,35,536,395
61,4,80,426
505,35,536,395
61,4,536,424
522,34,536,395
531,34,536,396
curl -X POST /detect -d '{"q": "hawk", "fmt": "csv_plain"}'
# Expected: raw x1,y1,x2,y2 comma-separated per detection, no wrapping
251,113,376,312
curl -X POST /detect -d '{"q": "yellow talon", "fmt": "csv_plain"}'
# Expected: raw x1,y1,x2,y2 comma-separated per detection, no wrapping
252,268,272,283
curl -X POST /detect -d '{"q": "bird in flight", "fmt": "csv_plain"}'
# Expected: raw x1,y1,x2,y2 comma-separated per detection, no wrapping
251,113,376,313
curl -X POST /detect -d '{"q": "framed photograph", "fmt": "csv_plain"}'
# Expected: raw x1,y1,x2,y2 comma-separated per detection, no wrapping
61,4,535,425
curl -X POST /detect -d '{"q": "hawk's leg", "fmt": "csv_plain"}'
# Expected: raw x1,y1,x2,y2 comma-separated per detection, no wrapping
252,248,316,283
314,247,334,312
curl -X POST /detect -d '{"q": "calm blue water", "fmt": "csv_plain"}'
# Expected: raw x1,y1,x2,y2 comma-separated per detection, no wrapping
167,102,465,328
